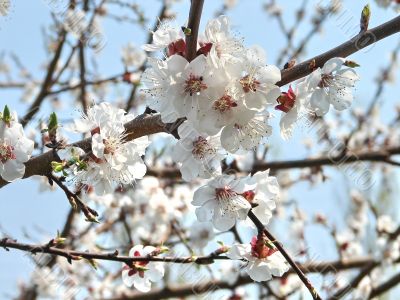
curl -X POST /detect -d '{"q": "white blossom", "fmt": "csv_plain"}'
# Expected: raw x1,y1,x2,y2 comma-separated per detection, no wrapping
303,57,359,116
377,215,397,234
0,109,34,182
172,121,225,181
232,47,281,111
142,21,184,52
121,43,147,68
220,111,272,153
192,174,252,231
188,221,215,249
122,245,165,292
227,236,289,281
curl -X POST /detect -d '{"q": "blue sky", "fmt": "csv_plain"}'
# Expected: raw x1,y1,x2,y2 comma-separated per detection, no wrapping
0,0,399,298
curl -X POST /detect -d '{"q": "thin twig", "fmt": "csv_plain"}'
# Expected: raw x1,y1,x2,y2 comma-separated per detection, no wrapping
248,210,322,300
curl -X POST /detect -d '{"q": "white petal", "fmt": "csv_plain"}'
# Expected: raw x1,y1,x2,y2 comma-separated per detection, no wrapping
1,160,25,181
147,263,165,282
310,89,330,116
192,186,215,206
258,65,281,84
221,125,239,153
212,209,236,231
195,200,215,222
322,57,345,74
133,276,152,293
247,260,273,282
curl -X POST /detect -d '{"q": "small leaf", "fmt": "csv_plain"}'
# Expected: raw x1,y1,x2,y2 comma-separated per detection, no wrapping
51,161,65,173
344,60,360,68
360,4,371,32
85,214,100,223
48,112,58,133
158,245,169,254
55,230,66,245
3,105,11,124
181,26,192,36
86,258,98,270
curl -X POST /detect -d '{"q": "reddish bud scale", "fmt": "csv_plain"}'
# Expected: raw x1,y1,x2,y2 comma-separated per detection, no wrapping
123,72,132,83
167,39,186,57
250,236,277,259
197,42,213,56
125,250,150,279
340,242,349,251
90,127,100,136
241,190,255,203
275,85,296,113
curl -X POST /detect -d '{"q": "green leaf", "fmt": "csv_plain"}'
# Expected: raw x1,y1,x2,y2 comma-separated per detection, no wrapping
86,258,98,270
182,26,192,36
360,4,371,32
51,161,65,173
48,112,58,133
3,105,11,123
344,60,360,68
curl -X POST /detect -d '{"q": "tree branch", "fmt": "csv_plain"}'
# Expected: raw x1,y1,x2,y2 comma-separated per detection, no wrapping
0,237,380,300
20,29,67,127
185,0,205,61
278,15,400,86
248,210,322,300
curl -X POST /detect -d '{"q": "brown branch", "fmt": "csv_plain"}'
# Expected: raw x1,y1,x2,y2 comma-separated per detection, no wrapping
48,174,99,222
78,42,88,114
78,0,89,114
278,15,400,86
146,146,400,179
0,238,229,265
104,257,376,300
20,29,67,127
0,236,380,300
248,210,322,300
369,271,400,299
125,1,168,111
185,0,205,62
0,113,166,189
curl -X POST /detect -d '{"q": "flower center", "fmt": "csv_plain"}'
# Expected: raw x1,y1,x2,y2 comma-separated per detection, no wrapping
215,186,237,201
103,138,119,155
184,74,207,96
197,42,213,56
0,142,16,163
167,38,186,57
213,94,237,113
239,75,260,93
125,250,149,278
318,74,334,88
241,190,255,202
192,136,216,159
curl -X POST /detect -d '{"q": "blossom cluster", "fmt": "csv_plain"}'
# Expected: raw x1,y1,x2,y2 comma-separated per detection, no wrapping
59,102,150,195
142,15,359,182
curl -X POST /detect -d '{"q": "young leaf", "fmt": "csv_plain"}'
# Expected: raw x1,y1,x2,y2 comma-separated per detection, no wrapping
360,4,371,32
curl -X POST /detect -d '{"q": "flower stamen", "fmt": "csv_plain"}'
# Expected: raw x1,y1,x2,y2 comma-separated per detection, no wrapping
184,74,207,96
